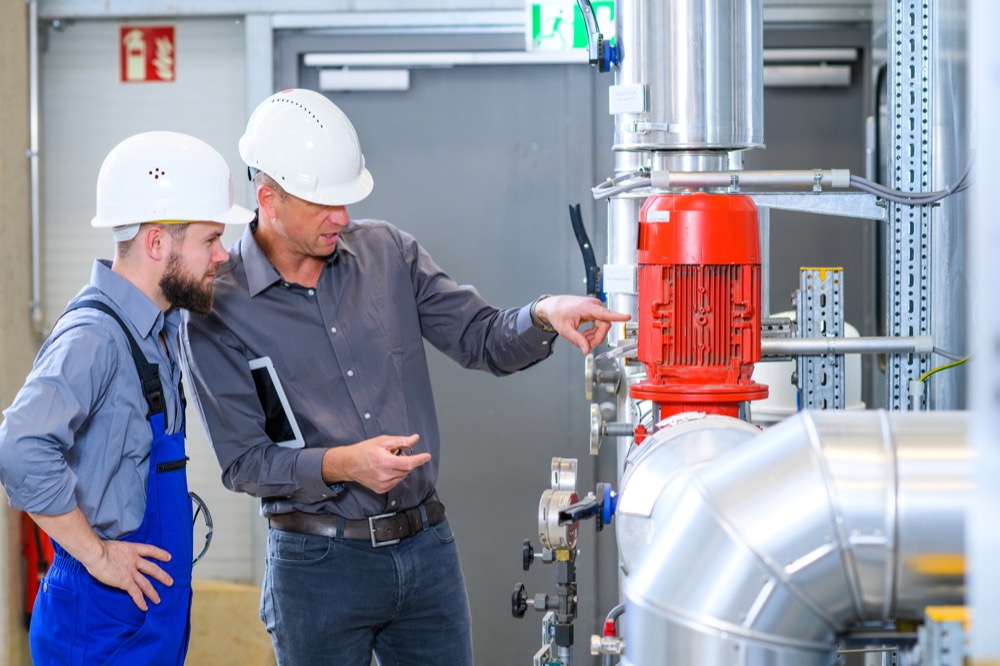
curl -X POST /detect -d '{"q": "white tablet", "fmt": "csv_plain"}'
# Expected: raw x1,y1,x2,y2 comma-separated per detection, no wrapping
248,356,306,449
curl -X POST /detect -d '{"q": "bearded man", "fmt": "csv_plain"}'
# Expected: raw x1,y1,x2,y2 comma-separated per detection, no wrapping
0,131,252,665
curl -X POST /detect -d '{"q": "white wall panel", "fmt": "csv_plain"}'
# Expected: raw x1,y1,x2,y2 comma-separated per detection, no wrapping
41,17,257,582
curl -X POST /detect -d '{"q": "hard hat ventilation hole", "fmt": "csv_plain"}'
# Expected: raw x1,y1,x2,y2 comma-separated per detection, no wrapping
271,97,325,129
149,168,166,180
306,111,324,129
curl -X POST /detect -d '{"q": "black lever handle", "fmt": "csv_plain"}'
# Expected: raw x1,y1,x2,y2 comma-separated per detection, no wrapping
569,203,600,298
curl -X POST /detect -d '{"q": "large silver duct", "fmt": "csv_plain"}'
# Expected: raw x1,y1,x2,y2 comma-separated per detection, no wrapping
615,413,760,576
621,410,970,665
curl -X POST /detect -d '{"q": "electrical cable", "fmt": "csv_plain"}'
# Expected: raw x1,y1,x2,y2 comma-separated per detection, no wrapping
592,176,651,199
933,346,966,362
918,354,972,383
848,160,971,205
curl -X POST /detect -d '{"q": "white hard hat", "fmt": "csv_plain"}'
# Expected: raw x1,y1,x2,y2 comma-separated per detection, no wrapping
92,130,254,242
239,88,374,206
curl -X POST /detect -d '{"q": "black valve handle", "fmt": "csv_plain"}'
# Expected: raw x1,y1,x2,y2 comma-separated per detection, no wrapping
522,539,535,571
511,582,528,618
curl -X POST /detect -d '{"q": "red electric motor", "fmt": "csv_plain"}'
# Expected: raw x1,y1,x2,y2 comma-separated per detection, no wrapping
630,192,768,418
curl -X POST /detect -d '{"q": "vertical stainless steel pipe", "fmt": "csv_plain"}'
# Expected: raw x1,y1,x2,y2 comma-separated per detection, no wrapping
28,0,43,335
614,0,763,151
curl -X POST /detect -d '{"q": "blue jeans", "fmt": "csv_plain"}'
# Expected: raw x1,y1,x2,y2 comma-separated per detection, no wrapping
261,517,473,666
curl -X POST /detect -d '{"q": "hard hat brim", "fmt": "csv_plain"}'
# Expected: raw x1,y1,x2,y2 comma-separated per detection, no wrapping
91,203,255,230
305,168,374,207
216,203,257,225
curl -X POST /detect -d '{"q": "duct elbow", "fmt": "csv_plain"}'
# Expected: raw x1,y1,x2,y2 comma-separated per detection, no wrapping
622,410,971,666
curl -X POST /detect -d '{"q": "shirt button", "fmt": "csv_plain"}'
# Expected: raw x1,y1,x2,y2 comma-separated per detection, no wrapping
390,500,397,507
347,370,354,377
331,327,337,333
364,413,371,420
283,282,290,288
308,289,315,296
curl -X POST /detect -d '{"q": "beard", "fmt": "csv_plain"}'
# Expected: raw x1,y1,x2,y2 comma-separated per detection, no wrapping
159,252,215,315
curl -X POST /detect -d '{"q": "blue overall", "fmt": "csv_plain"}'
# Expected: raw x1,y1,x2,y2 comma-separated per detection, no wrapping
29,301,194,666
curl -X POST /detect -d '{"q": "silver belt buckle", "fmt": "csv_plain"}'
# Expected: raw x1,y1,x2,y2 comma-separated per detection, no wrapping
369,512,401,547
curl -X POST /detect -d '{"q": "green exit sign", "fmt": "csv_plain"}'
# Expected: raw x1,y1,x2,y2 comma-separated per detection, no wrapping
527,1,615,51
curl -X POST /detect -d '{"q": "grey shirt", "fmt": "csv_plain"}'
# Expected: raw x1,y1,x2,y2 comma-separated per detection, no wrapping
180,219,556,520
0,260,184,539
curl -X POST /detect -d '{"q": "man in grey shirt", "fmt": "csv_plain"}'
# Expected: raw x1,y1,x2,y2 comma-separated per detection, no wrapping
0,131,252,665
180,88,629,666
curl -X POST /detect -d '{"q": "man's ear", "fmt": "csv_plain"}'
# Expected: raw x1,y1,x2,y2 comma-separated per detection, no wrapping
257,184,277,219
142,225,169,262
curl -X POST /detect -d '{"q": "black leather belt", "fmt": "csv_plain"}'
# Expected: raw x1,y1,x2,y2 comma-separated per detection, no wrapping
268,495,446,547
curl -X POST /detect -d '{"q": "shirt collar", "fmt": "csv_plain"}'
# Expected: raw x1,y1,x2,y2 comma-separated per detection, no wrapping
91,259,175,340
241,219,356,297
241,224,282,297
335,226,357,260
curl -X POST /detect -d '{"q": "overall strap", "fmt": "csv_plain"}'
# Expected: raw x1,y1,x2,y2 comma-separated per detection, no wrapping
66,300,166,419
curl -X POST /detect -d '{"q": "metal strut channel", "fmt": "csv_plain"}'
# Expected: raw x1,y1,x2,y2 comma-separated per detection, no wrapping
796,268,845,410
886,0,933,409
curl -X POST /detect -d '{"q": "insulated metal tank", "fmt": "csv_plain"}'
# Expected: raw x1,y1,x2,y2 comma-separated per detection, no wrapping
613,0,764,151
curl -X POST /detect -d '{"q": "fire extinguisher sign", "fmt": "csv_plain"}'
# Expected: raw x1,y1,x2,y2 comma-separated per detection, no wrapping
120,26,175,83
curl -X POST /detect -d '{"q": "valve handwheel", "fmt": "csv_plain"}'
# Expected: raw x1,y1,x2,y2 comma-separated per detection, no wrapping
511,582,528,618
522,539,535,571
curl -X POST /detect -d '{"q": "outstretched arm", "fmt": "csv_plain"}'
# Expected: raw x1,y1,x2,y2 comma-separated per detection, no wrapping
531,295,631,355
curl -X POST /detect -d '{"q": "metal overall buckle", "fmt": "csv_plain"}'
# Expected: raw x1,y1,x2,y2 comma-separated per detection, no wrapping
368,512,401,548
